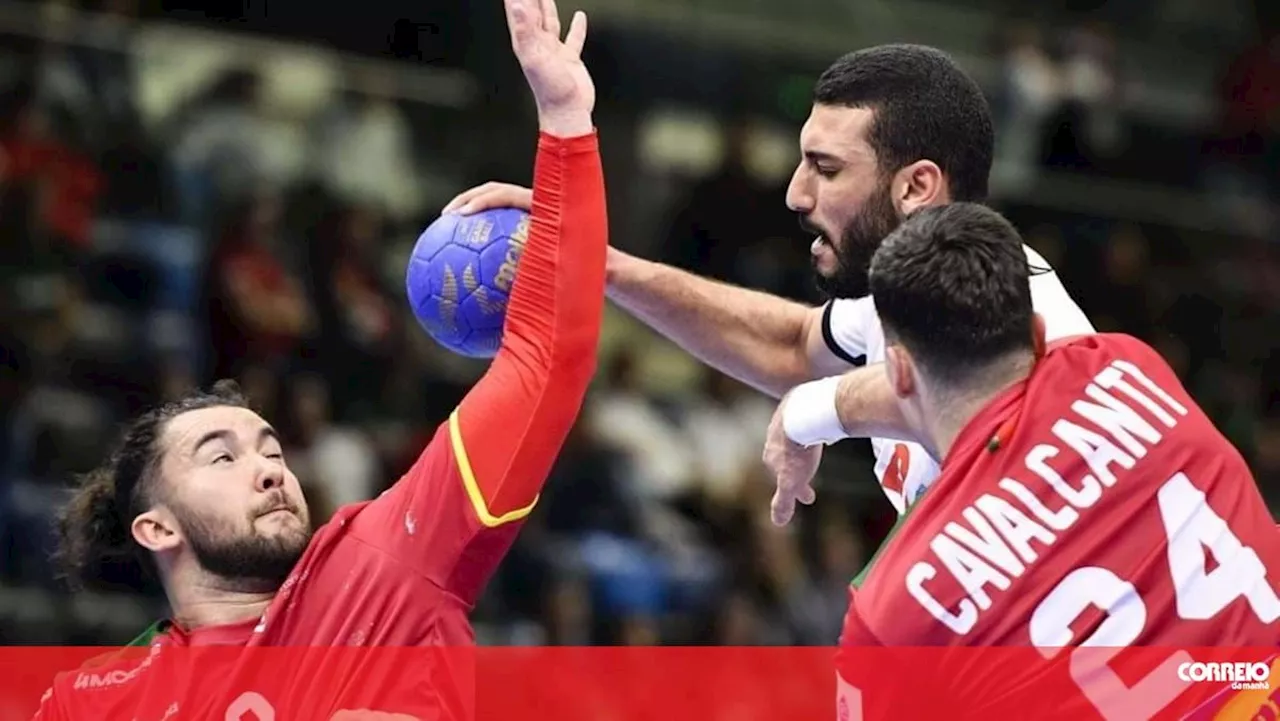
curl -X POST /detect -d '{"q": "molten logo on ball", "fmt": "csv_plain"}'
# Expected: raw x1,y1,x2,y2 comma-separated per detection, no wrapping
406,208,531,358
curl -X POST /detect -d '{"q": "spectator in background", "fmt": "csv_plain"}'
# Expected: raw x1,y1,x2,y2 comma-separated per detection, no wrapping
306,204,399,419
683,371,774,508
589,348,696,503
711,588,787,646
540,576,594,645
1206,10,1280,236
37,0,166,219
368,350,459,477
0,87,102,250
200,191,315,382
312,74,426,223
39,0,144,150
992,22,1060,187
660,120,800,290
748,514,813,644
541,409,641,539
1034,21,1124,175
1057,21,1124,168
803,514,866,642
1094,223,1155,336
169,70,307,221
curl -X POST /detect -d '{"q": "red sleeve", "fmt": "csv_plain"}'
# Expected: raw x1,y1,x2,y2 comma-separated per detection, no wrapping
350,132,606,603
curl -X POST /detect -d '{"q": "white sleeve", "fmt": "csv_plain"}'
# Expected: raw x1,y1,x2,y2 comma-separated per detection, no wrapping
820,297,877,366
1025,245,1095,341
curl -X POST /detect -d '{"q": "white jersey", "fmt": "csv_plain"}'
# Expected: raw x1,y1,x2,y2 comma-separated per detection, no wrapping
821,245,1094,514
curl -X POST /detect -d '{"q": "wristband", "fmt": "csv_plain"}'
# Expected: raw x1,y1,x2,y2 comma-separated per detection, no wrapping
782,376,848,447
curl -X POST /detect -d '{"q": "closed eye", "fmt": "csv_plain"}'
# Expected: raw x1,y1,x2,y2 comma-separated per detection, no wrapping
212,453,233,465
804,152,841,179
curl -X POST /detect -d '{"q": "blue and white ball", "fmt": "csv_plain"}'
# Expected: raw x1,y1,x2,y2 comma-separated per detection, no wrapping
406,207,530,358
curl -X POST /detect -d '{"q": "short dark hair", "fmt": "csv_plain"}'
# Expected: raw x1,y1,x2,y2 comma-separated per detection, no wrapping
53,379,250,590
814,44,993,202
870,203,1034,388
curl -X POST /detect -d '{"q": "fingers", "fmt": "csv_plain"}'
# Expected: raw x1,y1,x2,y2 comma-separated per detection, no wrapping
798,484,816,505
442,183,534,215
771,488,795,527
503,0,534,50
770,475,816,526
564,11,587,57
442,182,499,214
539,0,561,38
442,184,488,214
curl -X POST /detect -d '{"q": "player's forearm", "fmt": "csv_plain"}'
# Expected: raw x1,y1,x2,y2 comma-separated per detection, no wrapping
606,251,814,398
502,131,604,379
454,130,606,514
834,365,916,441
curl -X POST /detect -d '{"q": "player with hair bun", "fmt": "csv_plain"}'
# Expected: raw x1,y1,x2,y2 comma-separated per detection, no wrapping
37,0,606,718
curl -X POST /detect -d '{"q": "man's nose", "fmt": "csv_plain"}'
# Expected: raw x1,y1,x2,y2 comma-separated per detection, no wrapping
255,459,284,492
786,165,814,214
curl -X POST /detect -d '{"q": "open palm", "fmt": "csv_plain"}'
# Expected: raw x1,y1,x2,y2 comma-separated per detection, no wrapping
504,0,594,117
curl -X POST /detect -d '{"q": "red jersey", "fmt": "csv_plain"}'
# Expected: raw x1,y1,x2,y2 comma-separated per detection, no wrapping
34,132,609,721
836,334,1280,720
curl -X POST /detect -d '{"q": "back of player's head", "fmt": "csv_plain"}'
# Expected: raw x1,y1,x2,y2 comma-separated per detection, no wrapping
53,379,250,590
870,203,1034,389
814,44,993,203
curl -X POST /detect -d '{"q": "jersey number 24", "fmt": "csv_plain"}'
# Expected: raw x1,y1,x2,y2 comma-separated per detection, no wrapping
1029,472,1280,720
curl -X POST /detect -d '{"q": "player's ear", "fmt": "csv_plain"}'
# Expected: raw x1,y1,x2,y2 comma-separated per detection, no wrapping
132,508,182,554
1031,313,1047,360
884,344,916,399
893,160,945,217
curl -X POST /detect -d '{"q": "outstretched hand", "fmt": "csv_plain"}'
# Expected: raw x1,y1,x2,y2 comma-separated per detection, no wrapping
504,0,594,136
763,392,820,526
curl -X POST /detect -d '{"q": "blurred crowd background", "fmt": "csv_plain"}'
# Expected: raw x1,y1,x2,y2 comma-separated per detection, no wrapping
0,0,1277,646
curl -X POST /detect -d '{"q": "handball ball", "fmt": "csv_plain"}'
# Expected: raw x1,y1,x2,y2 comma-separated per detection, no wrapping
406,207,531,358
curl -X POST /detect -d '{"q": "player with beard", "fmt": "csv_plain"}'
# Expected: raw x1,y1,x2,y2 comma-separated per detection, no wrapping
37,0,606,717
444,44,1095,522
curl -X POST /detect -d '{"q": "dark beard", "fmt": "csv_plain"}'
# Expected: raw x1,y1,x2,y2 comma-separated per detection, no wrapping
173,499,312,591
808,184,900,300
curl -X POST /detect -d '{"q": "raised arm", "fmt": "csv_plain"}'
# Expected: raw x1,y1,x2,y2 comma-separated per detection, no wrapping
349,0,605,602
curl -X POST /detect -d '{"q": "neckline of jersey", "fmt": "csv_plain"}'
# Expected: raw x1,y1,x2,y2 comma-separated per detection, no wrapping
153,616,259,647
941,378,1030,470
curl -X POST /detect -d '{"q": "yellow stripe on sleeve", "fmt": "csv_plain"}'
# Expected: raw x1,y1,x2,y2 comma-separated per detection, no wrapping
447,409,539,528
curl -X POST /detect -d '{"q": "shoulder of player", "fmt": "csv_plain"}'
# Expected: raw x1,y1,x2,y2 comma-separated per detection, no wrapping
824,295,876,320
47,643,160,699
1021,244,1055,275
822,296,878,352
1044,331,1157,360
1021,248,1093,331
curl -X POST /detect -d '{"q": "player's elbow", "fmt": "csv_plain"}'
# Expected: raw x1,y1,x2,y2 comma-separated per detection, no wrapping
548,327,600,398
503,320,599,400
747,344,818,399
